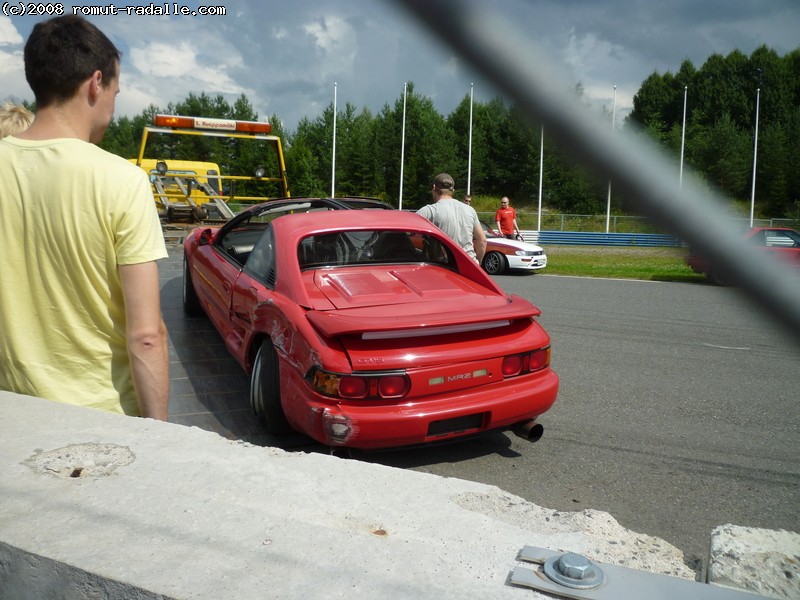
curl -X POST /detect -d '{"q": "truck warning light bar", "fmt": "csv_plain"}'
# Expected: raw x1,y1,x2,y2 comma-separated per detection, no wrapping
153,114,272,134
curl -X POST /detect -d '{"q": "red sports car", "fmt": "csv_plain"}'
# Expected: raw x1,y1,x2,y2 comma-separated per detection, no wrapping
183,198,559,449
685,227,800,285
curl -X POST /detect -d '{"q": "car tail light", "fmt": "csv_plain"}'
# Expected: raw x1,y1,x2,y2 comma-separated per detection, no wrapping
338,376,368,399
378,375,411,398
502,354,525,376
528,348,551,371
309,368,410,400
502,347,550,378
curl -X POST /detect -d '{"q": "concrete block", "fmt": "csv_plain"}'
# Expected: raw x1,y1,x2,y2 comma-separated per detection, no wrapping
708,524,800,599
2,391,789,599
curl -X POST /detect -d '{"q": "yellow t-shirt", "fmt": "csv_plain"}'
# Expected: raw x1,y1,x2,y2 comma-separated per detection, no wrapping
0,137,167,415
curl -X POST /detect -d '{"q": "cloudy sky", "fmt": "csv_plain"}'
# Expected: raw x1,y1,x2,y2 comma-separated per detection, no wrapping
1,0,798,132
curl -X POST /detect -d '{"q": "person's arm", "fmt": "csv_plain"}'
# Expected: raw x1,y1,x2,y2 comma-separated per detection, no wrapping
416,205,432,223
120,261,169,420
473,220,487,262
513,217,521,235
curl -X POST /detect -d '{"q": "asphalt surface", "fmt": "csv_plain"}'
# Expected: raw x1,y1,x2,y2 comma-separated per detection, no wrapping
160,246,800,570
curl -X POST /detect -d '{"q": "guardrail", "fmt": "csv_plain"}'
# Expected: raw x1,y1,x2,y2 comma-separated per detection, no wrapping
521,231,684,247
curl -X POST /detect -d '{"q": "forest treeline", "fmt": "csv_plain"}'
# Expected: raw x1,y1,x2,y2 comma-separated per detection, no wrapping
96,44,799,217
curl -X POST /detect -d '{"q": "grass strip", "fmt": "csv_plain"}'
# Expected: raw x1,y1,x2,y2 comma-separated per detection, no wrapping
542,246,705,282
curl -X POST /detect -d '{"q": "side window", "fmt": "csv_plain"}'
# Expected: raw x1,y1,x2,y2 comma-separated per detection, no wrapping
414,233,457,268
243,226,277,288
216,216,265,266
765,230,799,248
751,230,767,246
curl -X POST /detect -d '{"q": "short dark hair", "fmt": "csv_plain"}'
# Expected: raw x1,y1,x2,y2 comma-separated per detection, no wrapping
24,16,120,107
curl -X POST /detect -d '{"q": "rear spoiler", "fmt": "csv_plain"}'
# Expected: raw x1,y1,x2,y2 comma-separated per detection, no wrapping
306,295,540,339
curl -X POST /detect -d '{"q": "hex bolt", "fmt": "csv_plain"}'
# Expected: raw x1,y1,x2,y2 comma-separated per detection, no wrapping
556,553,595,580
543,552,605,590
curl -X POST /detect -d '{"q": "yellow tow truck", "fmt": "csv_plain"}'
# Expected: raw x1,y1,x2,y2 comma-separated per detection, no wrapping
130,114,290,223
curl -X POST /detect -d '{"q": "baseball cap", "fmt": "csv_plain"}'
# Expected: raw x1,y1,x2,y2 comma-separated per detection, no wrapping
433,173,455,190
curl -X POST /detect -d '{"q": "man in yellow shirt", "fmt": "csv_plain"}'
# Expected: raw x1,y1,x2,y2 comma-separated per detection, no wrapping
0,16,169,419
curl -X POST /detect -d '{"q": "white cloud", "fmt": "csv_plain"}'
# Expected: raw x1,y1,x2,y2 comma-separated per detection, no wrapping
303,15,353,55
130,41,197,78
133,41,242,81
302,14,358,79
564,30,627,82
0,16,26,102
557,29,638,115
0,16,23,46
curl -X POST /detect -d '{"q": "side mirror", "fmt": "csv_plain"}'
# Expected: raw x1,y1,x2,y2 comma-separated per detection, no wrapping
198,229,214,246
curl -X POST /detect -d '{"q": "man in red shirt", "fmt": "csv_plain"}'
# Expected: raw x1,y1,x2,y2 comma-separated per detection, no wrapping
495,197,520,239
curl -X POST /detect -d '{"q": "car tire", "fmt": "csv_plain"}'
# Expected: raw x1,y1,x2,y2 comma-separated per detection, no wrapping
708,267,734,286
183,255,204,316
482,251,507,275
250,339,292,434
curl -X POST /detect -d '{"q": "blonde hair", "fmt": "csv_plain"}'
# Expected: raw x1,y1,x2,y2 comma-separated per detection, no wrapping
0,103,34,138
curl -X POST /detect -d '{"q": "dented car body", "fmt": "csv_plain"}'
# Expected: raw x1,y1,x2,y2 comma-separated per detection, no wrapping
183,200,558,449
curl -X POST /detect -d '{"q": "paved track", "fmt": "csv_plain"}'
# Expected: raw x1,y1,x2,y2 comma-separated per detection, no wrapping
161,247,800,568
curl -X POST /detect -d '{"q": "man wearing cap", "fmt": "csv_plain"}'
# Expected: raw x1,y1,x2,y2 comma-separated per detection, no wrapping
416,173,486,263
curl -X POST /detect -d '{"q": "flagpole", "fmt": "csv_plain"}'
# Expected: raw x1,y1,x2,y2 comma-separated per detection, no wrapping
331,82,337,198
605,85,616,233
399,82,408,210
679,85,687,189
749,88,760,228
537,125,544,231
467,82,474,196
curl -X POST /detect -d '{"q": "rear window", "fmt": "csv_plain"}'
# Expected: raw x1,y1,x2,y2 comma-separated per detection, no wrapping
297,230,456,270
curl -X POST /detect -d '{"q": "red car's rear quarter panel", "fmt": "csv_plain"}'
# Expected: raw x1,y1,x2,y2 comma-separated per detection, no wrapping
250,291,352,375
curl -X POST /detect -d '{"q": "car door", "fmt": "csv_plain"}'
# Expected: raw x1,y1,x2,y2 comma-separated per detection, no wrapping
192,239,242,346
761,229,800,268
229,225,279,366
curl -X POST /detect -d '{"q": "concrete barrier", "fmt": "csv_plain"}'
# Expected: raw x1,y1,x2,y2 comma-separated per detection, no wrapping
0,392,795,599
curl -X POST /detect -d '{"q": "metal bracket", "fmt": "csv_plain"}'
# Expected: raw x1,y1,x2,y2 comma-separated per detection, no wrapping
510,546,770,600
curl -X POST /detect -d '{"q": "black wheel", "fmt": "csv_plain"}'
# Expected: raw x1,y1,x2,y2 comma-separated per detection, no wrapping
183,255,204,316
708,266,734,286
250,340,291,434
482,251,507,275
